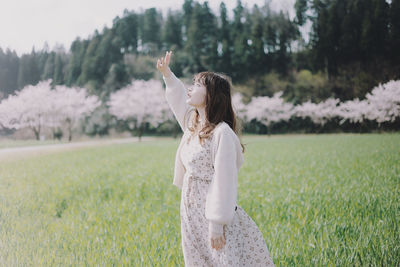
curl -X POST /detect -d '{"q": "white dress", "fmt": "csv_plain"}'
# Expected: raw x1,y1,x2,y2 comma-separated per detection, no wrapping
179,131,275,266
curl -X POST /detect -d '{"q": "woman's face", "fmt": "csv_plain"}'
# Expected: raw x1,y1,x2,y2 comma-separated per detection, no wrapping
187,80,207,108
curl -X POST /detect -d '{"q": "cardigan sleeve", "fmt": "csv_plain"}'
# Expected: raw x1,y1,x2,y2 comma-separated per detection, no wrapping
205,127,239,237
163,72,192,132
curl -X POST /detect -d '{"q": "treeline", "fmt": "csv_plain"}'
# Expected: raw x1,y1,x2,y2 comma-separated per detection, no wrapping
295,0,400,100
0,0,399,104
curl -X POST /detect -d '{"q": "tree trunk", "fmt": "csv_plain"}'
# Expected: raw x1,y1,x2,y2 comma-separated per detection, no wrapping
138,123,144,142
32,127,40,140
173,124,179,139
377,123,382,133
67,121,72,142
52,128,57,140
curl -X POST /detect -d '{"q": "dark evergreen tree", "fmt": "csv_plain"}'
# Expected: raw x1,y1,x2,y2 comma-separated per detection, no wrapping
230,0,251,81
37,42,50,80
53,53,65,85
362,0,389,58
162,10,183,50
294,0,308,25
217,2,232,74
182,0,194,39
66,38,88,86
79,30,102,86
275,10,300,75
0,48,19,97
113,9,139,54
43,52,55,81
17,48,40,89
141,8,162,54
248,4,267,75
94,27,124,84
199,2,219,71
388,0,400,66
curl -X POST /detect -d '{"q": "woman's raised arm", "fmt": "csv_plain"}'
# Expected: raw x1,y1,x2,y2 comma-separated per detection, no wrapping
157,51,192,132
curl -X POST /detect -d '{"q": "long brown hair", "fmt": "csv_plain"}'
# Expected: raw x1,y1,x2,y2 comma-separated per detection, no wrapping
184,71,245,153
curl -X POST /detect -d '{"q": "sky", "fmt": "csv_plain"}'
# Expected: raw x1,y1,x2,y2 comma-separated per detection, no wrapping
0,0,297,57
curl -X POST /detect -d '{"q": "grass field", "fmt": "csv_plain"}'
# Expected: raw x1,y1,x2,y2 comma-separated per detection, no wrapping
0,133,399,266
0,139,70,149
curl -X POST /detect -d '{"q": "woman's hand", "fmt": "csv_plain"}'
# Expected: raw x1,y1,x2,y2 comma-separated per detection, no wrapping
156,51,172,77
211,232,226,251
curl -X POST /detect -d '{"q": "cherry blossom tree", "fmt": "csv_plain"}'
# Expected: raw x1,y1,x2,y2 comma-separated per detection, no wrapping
336,80,400,128
0,80,54,140
246,91,295,135
53,85,101,141
0,80,101,141
336,98,370,124
364,80,400,126
2,77,398,139
294,97,341,126
107,79,173,141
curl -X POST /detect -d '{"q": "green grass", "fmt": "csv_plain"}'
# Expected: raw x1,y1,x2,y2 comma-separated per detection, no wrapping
0,133,399,266
0,139,70,149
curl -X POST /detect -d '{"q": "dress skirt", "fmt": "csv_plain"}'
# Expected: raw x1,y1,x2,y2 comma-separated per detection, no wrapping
179,133,275,266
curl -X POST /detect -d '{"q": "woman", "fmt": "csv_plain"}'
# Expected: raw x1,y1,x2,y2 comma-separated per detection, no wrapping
156,51,274,266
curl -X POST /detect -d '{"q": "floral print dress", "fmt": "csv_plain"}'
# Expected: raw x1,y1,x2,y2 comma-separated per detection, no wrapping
179,131,275,266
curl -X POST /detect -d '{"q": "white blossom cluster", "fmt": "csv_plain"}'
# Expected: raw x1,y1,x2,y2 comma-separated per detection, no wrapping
1,79,398,139
233,80,400,127
107,79,174,129
364,80,400,124
0,80,101,139
244,91,295,126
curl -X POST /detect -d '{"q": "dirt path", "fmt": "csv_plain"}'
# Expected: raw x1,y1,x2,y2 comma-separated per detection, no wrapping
0,136,157,161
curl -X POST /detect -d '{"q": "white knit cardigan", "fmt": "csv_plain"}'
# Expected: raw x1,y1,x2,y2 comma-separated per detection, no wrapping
163,72,245,237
